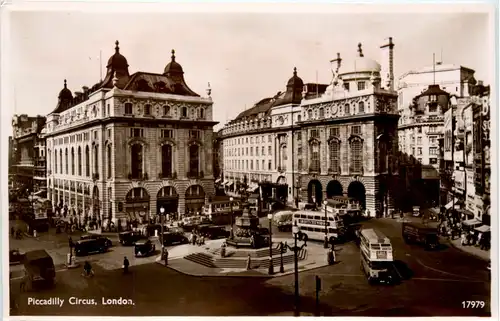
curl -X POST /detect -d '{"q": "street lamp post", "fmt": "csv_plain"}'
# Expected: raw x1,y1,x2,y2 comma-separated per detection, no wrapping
323,200,329,248
284,221,307,316
279,242,285,273
160,206,165,260
229,197,234,239
267,212,274,275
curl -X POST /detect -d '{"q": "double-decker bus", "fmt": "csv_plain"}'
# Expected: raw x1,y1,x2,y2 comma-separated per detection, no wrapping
359,228,395,284
324,196,361,216
292,210,345,243
202,198,242,225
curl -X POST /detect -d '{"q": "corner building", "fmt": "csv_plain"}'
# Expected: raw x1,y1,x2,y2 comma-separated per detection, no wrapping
44,41,217,227
221,39,400,217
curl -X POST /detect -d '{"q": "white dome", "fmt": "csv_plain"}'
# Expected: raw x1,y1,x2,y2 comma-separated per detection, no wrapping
340,56,381,75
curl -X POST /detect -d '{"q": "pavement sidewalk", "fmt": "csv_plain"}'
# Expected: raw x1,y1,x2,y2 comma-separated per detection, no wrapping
448,238,490,261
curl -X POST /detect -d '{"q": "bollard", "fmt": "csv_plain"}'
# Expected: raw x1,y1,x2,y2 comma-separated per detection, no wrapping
33,230,37,238
71,256,76,266
155,230,158,237
67,253,72,265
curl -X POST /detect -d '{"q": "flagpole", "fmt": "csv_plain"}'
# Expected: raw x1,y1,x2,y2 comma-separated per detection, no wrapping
99,50,103,82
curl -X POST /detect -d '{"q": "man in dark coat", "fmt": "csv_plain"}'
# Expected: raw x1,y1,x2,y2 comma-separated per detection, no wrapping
123,256,130,274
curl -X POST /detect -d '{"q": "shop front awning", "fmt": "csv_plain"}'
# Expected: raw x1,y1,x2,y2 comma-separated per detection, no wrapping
225,180,234,187
444,198,460,210
463,218,482,226
475,225,490,233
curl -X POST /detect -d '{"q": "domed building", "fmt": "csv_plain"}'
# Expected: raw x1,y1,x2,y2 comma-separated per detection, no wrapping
220,38,400,217
44,41,217,228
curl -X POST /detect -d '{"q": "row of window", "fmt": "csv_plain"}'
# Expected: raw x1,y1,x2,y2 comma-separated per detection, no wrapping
410,147,439,156
54,132,91,146
124,103,206,119
305,101,366,120
130,128,200,140
50,143,202,180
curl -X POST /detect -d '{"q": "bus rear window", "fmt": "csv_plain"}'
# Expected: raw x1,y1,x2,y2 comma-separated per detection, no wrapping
381,244,391,248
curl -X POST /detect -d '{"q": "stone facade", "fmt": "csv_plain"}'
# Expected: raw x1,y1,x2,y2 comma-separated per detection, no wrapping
45,41,217,225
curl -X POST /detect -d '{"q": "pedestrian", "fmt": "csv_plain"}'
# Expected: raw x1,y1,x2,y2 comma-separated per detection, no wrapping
192,233,197,246
123,256,130,274
246,254,252,270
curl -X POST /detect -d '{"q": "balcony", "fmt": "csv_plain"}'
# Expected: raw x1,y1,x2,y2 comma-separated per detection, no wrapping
308,166,321,174
159,172,177,180
187,171,204,179
128,172,148,181
328,167,340,175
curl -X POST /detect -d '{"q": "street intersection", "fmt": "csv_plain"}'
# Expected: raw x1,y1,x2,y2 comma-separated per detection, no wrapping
9,217,491,317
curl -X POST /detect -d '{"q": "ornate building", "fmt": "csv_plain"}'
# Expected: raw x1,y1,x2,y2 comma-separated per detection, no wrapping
11,114,47,196
44,41,217,227
220,38,400,216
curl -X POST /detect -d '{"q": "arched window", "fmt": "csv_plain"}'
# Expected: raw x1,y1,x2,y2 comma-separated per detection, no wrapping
162,144,173,177
54,150,57,174
93,145,99,176
78,147,82,176
359,101,365,114
65,148,68,174
345,104,350,115
189,144,200,175
297,114,302,122
198,108,205,119
350,138,363,173
181,107,188,118
309,141,320,172
163,105,170,116
107,145,112,178
329,140,340,173
85,146,90,177
307,109,313,119
131,144,143,179
71,148,75,175
59,150,62,174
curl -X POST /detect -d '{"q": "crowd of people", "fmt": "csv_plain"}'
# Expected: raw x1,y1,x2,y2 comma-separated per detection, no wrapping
437,210,490,251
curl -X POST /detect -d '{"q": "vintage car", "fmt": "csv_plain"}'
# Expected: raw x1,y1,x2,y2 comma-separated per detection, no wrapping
20,250,56,291
134,239,156,257
119,231,144,246
162,231,189,246
196,224,230,240
80,234,112,247
74,238,110,256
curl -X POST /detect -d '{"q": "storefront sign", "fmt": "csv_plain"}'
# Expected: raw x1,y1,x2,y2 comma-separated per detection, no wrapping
454,170,465,191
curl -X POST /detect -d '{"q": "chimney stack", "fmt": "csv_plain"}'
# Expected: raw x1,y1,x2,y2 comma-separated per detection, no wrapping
380,37,395,91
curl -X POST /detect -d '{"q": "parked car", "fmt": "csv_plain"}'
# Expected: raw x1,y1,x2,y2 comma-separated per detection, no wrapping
197,224,230,239
119,231,143,246
134,239,156,257
74,238,110,256
163,231,189,246
20,250,55,291
80,234,113,247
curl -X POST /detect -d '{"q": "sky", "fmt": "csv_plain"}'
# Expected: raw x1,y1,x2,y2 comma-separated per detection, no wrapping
4,4,494,132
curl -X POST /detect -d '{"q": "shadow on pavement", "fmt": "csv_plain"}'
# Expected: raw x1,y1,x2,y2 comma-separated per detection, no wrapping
393,260,413,280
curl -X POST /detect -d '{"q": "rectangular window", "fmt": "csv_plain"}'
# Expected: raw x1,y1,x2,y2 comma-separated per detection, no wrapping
351,126,361,135
161,129,173,138
417,127,422,134
262,146,265,156
245,147,248,155
250,160,253,170
262,160,265,170
297,132,302,141
310,129,319,138
124,103,133,114
417,137,422,145
130,128,144,137
329,127,339,137
417,147,422,155
256,161,259,170
256,147,259,156
268,135,272,143
144,104,151,115
357,81,365,91
429,147,438,155
298,159,303,171
344,83,350,91
250,147,253,156
189,130,201,140
429,158,438,164
107,104,111,116
268,160,272,170
107,128,112,138
268,146,271,155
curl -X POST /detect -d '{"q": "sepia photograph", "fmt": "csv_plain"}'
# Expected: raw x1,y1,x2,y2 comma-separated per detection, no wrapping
2,2,495,318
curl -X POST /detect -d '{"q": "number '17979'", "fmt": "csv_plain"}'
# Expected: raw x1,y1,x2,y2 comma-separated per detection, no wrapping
462,301,485,308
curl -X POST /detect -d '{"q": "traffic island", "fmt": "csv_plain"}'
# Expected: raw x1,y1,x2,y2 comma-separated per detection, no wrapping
158,238,331,278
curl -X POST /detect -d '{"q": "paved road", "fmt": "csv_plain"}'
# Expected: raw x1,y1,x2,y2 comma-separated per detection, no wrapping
9,217,491,316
